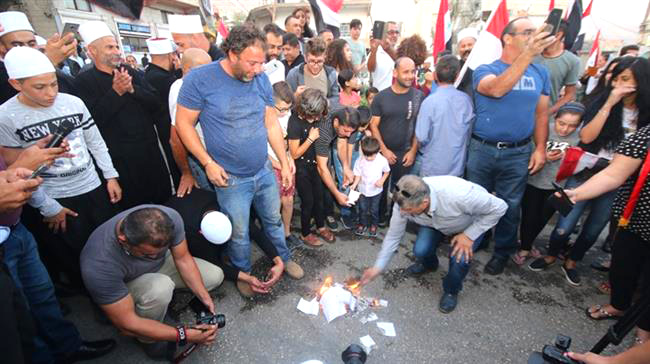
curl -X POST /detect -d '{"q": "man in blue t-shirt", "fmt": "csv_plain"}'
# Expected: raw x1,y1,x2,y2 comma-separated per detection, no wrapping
468,17,555,275
175,24,304,283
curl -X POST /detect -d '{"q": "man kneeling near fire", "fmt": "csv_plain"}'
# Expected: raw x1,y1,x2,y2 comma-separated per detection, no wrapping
360,175,507,313
80,205,224,360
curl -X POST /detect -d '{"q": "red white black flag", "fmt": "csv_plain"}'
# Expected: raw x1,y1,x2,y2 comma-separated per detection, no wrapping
309,0,343,38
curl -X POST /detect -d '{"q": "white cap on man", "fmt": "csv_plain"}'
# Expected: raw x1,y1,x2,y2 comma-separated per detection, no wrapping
0,11,35,37
146,38,175,55
35,35,47,46
457,28,479,43
4,46,55,79
168,14,203,34
78,21,113,45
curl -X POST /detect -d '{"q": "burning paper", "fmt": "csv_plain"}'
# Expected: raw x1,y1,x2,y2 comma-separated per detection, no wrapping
320,285,357,322
377,322,396,337
359,335,376,354
297,297,319,316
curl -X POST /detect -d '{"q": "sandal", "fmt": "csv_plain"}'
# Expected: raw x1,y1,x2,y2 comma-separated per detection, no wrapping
585,304,621,321
597,281,611,295
317,228,336,243
301,233,323,247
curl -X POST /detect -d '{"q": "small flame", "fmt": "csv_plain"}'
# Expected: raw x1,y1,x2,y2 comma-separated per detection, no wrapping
319,276,333,296
347,282,360,290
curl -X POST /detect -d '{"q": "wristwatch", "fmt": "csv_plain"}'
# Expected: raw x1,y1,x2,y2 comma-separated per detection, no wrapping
176,325,187,346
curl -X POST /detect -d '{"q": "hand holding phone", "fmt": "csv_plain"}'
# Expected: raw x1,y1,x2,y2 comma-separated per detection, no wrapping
547,181,574,217
545,8,563,38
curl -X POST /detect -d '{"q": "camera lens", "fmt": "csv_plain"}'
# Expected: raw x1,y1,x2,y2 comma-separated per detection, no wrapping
341,344,366,364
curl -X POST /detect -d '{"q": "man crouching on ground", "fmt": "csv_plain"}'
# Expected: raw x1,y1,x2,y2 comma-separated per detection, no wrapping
81,205,224,360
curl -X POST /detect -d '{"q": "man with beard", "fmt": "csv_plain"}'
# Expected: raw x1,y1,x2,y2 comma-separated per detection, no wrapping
175,24,304,283
456,28,478,98
368,21,399,91
263,23,285,85
169,14,225,61
144,38,181,188
74,21,172,209
369,57,423,225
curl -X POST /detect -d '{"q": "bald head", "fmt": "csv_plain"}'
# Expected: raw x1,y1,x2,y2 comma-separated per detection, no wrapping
394,57,415,71
181,47,211,76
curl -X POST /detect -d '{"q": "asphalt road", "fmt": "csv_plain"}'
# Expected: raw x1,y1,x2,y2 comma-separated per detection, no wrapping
64,221,632,364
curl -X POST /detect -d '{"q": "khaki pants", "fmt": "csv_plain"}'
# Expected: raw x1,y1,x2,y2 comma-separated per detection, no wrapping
126,253,223,326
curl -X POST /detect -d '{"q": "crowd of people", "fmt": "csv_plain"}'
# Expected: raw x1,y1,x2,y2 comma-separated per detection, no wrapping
0,6,649,364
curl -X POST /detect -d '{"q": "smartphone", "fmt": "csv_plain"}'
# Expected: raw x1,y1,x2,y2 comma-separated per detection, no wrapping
545,8,563,37
547,181,574,217
372,21,385,40
62,23,80,43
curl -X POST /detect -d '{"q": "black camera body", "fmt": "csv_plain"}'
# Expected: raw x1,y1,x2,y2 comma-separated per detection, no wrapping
196,311,226,328
528,335,579,364
188,296,226,328
342,344,367,364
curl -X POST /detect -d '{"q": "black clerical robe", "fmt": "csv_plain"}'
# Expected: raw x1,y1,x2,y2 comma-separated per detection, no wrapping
73,65,172,209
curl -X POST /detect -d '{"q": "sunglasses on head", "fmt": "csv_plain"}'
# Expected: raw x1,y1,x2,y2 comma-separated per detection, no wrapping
393,184,412,198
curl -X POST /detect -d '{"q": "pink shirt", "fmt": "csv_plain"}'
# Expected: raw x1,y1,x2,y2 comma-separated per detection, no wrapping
339,90,361,107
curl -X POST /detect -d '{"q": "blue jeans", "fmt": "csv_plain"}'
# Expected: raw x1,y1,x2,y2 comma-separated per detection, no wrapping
465,138,532,259
215,162,291,272
188,155,214,191
332,142,358,223
358,194,381,226
413,226,484,295
547,176,616,261
4,223,82,364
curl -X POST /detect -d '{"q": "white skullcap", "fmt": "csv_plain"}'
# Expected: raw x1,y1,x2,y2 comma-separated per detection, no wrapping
35,35,47,46
0,11,34,38
4,46,55,79
200,211,232,245
79,21,113,45
168,14,203,35
457,28,479,43
146,38,174,55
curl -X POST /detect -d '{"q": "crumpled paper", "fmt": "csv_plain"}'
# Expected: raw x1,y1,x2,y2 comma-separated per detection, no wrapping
296,297,319,316
359,312,378,324
319,284,357,322
377,322,396,337
359,335,376,353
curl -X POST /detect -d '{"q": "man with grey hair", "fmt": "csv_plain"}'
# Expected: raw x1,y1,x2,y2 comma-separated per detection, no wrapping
360,175,507,313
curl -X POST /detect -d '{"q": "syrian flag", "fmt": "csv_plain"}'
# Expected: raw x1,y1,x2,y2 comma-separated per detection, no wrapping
309,0,342,38
563,0,583,52
570,0,593,53
585,30,601,68
433,0,452,62
549,0,555,11
218,20,229,39
555,147,603,182
455,0,509,87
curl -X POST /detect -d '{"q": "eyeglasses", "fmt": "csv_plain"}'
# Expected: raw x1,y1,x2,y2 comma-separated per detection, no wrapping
509,29,535,36
307,59,325,66
275,105,292,113
393,184,412,198
387,30,400,35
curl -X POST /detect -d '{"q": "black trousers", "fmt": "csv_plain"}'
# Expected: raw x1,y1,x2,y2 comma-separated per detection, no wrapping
610,228,650,331
296,163,325,237
0,257,35,364
520,184,555,251
379,150,412,220
22,184,119,288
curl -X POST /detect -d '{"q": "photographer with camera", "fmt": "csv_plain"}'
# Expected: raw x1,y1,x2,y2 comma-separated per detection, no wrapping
80,205,224,361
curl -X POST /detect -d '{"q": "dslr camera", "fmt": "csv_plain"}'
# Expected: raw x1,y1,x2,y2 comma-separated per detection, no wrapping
342,344,367,364
188,297,226,328
528,335,578,364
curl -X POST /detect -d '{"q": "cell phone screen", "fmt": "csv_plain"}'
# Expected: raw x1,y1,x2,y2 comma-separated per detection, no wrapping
545,9,563,37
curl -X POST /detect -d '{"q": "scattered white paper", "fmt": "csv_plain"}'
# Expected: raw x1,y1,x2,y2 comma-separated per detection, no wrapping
300,361,324,364
366,312,378,322
379,299,388,307
377,322,396,337
348,190,361,205
320,286,353,322
359,335,376,354
297,297,319,316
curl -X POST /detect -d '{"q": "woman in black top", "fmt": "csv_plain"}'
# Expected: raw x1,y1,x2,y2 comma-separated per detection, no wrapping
288,89,336,246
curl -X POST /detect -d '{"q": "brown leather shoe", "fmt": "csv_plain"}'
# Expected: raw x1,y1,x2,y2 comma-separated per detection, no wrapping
317,228,336,243
236,280,255,298
285,260,304,279
301,233,323,247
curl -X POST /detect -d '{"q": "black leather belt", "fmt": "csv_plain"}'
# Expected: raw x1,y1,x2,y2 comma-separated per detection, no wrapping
472,134,531,149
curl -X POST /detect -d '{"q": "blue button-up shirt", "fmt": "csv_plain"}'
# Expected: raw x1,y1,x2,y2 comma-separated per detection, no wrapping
374,176,507,271
415,85,474,177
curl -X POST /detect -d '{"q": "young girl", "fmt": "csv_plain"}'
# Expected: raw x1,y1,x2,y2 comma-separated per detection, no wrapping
338,69,361,107
267,82,299,247
287,88,336,246
513,102,584,265
529,57,650,288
